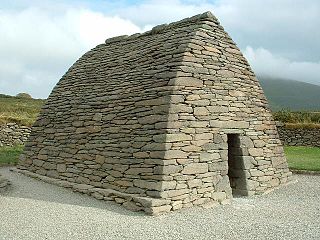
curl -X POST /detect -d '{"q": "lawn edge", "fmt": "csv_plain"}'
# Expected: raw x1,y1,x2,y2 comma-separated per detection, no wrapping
290,169,320,175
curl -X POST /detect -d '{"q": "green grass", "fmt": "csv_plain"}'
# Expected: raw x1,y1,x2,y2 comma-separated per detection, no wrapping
273,110,320,123
285,146,320,171
0,145,24,165
0,94,45,127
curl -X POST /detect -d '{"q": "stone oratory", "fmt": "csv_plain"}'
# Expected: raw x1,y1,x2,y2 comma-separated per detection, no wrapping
18,12,292,215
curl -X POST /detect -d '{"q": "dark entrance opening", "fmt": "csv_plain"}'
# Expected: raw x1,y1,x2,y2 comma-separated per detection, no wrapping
227,134,247,196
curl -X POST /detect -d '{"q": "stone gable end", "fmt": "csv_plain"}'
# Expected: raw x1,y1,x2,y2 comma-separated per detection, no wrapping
18,11,292,215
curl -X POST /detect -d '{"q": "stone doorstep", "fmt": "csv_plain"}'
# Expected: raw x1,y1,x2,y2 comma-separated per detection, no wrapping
11,168,227,215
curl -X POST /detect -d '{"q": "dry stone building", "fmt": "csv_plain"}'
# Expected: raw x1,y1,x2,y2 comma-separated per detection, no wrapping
18,12,292,215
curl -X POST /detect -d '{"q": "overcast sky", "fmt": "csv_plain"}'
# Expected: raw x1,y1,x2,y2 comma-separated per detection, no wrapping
0,0,319,98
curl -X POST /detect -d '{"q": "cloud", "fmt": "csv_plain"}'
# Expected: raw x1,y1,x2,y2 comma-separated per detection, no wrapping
0,7,142,98
116,0,212,26
117,0,320,62
243,47,320,85
213,0,320,63
114,0,320,85
0,0,319,98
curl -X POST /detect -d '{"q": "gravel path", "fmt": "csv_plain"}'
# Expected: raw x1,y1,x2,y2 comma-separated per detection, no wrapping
0,167,319,240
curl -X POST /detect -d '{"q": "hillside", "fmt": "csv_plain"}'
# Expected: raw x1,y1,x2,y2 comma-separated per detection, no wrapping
258,76,320,111
0,94,45,126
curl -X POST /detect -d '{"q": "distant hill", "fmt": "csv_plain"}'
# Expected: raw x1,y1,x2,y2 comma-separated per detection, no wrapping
258,76,320,111
0,94,45,126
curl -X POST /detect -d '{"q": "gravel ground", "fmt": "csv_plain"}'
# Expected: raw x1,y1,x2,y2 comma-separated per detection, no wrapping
0,167,319,240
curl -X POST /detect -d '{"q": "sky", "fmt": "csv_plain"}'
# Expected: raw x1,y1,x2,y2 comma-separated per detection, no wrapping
0,0,319,98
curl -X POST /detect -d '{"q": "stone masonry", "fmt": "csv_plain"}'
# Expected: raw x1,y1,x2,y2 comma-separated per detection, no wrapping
18,12,292,215
0,123,31,147
277,124,320,147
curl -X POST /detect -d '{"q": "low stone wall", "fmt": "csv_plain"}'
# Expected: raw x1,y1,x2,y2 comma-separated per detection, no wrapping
0,123,31,147
277,125,320,147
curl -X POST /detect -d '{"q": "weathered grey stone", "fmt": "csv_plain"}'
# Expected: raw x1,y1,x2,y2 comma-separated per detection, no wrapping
215,176,230,191
211,192,227,202
154,165,183,175
122,201,142,212
146,205,172,215
43,162,56,170
250,169,264,177
16,11,291,215
57,164,66,173
194,133,213,140
33,159,44,167
161,181,177,190
125,168,153,175
253,140,266,148
187,179,202,188
169,77,203,87
133,179,161,191
194,107,209,116
141,143,172,151
163,150,189,159
200,152,220,162
208,161,228,171
181,163,208,174
162,189,190,198
91,192,104,200
181,145,202,152
134,197,171,208
73,183,94,192
165,134,192,142
248,148,264,157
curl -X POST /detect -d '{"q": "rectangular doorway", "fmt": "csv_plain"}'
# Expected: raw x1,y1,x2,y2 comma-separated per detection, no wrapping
227,134,247,196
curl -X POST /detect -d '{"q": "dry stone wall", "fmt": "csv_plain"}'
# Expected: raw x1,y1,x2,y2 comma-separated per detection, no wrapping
0,123,31,147
18,12,292,215
159,15,292,202
278,126,320,147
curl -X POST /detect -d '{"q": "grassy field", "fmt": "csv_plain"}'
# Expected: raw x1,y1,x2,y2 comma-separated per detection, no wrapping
0,145,319,171
0,94,45,127
284,146,320,171
273,110,320,129
0,145,24,165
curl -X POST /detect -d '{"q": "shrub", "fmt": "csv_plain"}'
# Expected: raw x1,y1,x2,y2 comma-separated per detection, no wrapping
273,110,320,124
16,93,32,99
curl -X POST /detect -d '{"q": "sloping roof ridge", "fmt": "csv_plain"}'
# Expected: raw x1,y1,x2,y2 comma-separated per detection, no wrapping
105,11,217,45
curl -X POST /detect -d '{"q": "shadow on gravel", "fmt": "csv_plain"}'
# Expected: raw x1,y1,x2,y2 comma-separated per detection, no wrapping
0,167,144,217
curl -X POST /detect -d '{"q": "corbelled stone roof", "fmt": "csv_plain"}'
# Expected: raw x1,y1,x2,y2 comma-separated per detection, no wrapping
105,11,218,44
18,11,292,215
